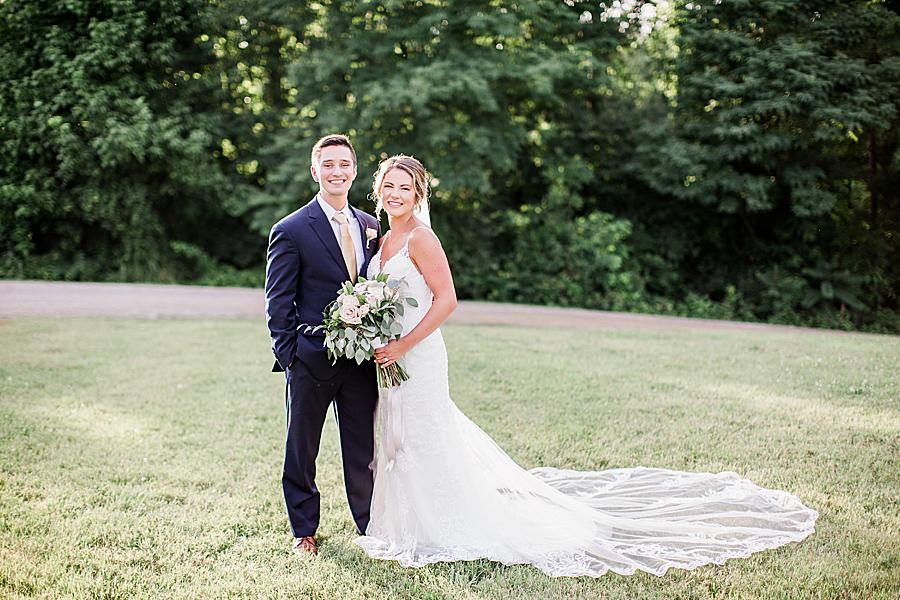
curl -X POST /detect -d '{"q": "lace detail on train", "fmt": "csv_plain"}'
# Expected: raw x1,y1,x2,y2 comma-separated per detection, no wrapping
356,239,818,577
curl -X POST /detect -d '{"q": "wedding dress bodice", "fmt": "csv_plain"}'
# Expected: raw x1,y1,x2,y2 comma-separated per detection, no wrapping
367,235,434,337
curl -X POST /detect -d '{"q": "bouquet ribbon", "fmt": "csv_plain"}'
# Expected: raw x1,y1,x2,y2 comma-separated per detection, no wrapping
383,385,403,471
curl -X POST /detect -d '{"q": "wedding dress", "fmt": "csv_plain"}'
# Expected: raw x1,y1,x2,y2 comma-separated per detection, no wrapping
356,237,818,577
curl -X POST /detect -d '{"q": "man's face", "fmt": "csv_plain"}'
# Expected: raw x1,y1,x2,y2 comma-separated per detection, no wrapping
311,145,357,198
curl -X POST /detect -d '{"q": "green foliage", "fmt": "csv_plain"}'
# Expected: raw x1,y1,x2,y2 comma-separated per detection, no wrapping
648,0,898,216
0,0,250,281
490,208,641,310
249,0,622,219
623,0,900,331
1,0,898,331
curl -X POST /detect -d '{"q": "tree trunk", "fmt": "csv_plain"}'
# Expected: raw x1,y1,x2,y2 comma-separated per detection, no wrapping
869,132,878,226
265,24,285,113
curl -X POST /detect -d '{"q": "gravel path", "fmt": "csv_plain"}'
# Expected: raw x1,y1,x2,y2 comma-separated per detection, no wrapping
0,280,847,335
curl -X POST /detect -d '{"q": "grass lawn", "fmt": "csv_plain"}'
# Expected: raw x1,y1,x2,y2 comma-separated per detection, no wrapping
0,317,898,599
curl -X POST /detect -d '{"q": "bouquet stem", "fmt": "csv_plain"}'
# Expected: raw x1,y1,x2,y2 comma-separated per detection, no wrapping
376,362,409,389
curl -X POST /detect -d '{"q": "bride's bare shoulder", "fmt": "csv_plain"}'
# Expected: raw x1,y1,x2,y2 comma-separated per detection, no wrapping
407,227,444,261
408,227,441,247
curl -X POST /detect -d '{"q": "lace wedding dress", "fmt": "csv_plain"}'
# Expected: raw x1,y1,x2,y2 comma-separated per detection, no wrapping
356,237,818,577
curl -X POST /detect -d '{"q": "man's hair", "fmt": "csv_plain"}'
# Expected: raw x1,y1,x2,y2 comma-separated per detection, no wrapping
310,134,356,165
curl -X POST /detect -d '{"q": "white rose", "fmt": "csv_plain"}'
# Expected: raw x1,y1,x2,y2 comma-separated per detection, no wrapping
339,305,362,324
368,283,385,301
341,294,360,309
358,304,370,317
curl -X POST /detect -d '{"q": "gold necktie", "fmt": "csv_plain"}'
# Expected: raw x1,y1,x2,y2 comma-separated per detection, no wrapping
332,211,358,283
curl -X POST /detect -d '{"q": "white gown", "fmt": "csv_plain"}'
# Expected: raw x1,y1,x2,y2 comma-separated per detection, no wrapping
356,238,818,577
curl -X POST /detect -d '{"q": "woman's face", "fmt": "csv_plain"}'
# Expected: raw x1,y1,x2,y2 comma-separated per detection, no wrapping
379,167,417,219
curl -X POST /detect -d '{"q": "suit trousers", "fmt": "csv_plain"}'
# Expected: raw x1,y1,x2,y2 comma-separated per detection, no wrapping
282,358,378,537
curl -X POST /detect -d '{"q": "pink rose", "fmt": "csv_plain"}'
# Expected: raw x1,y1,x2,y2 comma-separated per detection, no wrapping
340,294,360,309
339,305,362,324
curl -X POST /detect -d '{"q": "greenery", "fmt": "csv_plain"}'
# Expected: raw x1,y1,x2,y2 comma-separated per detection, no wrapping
1,0,898,332
1,317,898,598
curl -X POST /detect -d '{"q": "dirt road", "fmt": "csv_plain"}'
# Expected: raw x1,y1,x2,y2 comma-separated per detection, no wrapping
0,280,847,335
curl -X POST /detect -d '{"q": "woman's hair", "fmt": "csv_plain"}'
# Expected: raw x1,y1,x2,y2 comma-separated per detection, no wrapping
371,155,430,220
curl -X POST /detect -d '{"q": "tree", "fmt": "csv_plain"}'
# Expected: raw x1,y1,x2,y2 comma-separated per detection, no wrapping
0,0,238,281
249,0,641,305
627,0,900,325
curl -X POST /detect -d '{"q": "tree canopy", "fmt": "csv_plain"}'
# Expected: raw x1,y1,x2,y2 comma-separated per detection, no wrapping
1,0,897,331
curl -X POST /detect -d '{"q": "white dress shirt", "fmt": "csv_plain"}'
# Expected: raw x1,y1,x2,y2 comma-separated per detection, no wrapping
316,194,364,274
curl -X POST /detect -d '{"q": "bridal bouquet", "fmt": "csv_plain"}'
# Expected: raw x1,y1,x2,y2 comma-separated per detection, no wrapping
307,274,417,388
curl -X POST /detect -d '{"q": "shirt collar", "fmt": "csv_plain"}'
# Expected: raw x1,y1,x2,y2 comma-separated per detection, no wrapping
316,193,354,222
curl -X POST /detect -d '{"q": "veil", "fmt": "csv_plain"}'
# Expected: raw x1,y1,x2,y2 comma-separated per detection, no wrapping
414,198,431,228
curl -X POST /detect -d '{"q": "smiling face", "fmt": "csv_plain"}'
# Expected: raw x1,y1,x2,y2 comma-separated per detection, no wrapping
378,167,417,220
311,145,357,200
372,155,430,221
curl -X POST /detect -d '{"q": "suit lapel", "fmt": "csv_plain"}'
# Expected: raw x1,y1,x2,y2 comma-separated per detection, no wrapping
351,205,381,277
350,205,376,261
308,197,351,279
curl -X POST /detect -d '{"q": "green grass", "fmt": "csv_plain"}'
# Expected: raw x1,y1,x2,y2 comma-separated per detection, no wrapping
0,317,898,599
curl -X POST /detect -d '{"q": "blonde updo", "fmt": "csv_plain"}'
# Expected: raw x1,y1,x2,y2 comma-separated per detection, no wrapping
371,155,430,220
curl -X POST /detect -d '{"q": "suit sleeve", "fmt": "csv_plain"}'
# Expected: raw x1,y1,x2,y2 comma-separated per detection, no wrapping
265,223,300,371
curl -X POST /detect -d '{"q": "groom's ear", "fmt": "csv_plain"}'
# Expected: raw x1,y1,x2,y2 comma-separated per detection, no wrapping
310,163,320,183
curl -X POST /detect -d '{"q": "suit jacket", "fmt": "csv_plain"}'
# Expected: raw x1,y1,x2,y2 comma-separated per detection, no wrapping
265,197,381,375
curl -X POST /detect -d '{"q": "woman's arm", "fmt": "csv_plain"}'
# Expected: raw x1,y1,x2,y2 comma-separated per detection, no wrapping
374,228,457,367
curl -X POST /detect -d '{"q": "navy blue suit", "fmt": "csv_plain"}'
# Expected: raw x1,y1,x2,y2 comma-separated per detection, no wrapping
265,197,381,537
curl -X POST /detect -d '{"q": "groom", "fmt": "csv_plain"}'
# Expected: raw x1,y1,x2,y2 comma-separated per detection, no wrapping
265,134,381,556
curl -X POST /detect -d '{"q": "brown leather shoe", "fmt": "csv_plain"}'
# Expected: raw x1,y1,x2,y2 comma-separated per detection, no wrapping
292,536,317,556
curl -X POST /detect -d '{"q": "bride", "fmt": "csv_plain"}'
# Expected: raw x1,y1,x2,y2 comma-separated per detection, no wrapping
358,155,818,577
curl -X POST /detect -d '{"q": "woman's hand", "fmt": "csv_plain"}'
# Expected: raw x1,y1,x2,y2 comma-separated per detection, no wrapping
374,338,409,368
